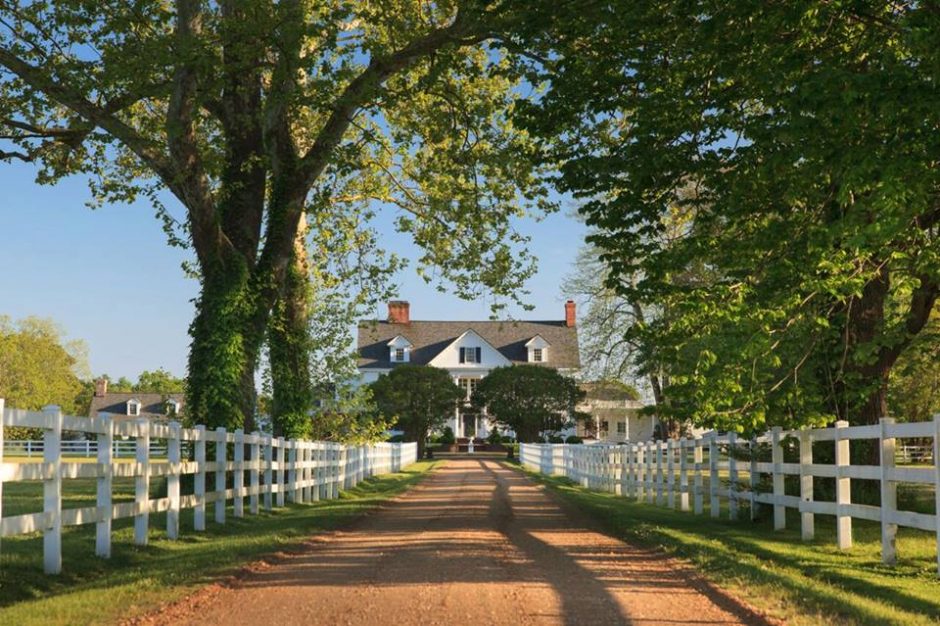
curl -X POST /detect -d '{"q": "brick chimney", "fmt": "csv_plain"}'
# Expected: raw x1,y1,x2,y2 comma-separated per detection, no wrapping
94,378,108,397
565,300,576,327
388,300,411,325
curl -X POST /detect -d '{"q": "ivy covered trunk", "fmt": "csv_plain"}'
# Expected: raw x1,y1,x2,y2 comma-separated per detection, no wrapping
269,217,314,438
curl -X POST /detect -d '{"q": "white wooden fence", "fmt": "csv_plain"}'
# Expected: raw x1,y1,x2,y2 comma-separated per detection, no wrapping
0,399,418,574
521,416,940,576
4,439,190,459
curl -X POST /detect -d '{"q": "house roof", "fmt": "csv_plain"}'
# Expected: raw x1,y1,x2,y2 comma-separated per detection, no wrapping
357,319,580,369
89,392,185,421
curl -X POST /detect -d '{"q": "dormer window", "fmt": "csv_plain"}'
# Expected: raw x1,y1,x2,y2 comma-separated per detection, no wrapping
525,335,551,363
387,335,413,363
127,399,141,417
165,399,181,416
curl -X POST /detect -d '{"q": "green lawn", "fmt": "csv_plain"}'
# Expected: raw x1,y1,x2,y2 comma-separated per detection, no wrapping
0,460,437,625
523,468,940,626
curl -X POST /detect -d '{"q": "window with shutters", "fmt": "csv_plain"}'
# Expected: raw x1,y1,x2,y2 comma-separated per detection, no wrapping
460,347,481,364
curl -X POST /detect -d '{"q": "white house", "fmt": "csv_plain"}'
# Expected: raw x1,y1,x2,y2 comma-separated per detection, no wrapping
357,300,581,439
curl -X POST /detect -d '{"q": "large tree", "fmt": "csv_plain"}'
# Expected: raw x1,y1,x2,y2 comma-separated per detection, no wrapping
370,364,462,458
472,364,584,443
518,1,940,432
0,0,565,429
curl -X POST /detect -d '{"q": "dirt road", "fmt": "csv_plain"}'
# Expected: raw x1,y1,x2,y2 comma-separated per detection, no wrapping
159,458,766,626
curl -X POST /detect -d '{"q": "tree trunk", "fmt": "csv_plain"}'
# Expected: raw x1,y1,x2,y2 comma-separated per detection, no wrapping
186,256,262,430
269,216,313,438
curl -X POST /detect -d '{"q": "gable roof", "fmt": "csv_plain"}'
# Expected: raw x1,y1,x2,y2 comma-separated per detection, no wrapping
427,329,512,368
357,319,579,369
89,392,185,421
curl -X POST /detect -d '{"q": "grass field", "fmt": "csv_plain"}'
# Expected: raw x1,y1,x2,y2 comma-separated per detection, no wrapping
525,468,940,626
0,460,438,625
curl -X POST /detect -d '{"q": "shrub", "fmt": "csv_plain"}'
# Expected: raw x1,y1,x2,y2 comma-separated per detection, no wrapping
487,430,503,445
387,434,405,443
439,426,455,445
547,434,564,443
565,435,583,444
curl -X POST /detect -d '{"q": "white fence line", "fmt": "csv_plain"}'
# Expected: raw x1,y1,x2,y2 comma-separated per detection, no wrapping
0,400,418,574
521,416,940,576
3,439,190,458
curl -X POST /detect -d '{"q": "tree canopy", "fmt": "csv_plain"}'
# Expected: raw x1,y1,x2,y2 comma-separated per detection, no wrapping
369,364,462,458
0,316,89,437
472,364,584,443
104,369,186,394
518,1,940,432
0,0,571,430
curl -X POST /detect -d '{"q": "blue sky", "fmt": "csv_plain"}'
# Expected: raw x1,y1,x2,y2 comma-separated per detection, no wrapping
0,161,587,379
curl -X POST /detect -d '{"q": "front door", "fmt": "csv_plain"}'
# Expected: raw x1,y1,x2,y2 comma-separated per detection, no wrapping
462,413,477,438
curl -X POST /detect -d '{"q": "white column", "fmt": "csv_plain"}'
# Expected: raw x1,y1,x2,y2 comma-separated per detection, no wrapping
96,413,113,558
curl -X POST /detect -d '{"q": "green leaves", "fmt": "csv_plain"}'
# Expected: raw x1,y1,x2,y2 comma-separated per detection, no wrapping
472,364,584,443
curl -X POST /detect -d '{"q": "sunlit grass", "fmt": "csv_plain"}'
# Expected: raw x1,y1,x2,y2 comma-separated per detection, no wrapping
524,468,940,626
0,460,438,625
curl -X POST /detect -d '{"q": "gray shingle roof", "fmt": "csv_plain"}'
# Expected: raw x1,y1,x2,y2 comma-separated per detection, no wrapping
357,319,580,369
89,393,184,421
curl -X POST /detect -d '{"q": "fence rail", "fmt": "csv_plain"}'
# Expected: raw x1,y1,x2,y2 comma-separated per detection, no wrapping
3,439,190,458
0,399,418,574
521,416,940,576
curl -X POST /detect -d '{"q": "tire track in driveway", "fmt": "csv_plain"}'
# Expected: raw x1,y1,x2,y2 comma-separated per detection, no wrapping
143,458,772,626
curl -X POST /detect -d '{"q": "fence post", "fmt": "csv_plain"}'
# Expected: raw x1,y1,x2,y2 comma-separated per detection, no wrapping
330,443,340,498
264,435,273,511
709,435,719,518
167,421,181,540
835,420,852,549
933,415,940,577
195,425,206,531
0,398,4,562
693,437,704,515
879,417,898,565
749,437,758,521
42,405,63,574
134,418,150,546
679,438,690,512
312,443,321,502
288,441,298,503
667,440,676,508
728,432,739,520
799,429,814,540
96,413,113,558
215,427,227,524
233,430,245,517
249,432,260,515
771,427,785,530
656,442,665,506
276,437,286,507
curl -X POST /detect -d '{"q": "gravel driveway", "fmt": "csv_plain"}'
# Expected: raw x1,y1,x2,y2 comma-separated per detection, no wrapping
148,458,768,626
